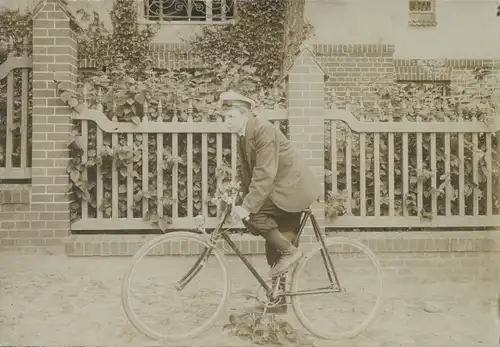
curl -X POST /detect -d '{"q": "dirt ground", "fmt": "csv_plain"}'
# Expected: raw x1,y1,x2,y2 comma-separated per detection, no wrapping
0,251,499,347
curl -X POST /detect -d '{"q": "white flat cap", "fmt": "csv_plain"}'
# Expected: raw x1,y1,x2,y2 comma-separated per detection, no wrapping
219,90,255,109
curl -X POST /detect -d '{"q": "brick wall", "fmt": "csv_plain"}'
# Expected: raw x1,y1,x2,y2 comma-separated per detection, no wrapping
312,44,395,108
0,184,35,251
288,47,326,236
79,43,198,70
0,0,78,254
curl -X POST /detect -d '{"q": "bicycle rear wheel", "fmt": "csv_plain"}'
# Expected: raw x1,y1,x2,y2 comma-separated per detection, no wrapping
121,231,231,341
290,237,383,340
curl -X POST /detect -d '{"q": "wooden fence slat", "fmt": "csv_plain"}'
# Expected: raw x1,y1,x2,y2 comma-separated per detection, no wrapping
486,133,493,216
216,115,223,217
325,109,500,133
157,100,164,218
416,116,423,216
202,119,208,218
472,118,479,216
6,66,13,170
458,131,465,216
374,132,380,217
444,132,451,216
388,115,395,216
231,133,237,181
96,88,103,219
187,107,193,218
330,122,337,196
73,109,287,133
20,65,28,169
81,120,88,218
81,84,89,218
402,117,409,217
111,108,118,219
430,132,437,216
345,130,352,215
359,113,366,217
172,114,179,219
0,56,32,80
71,214,500,231
126,133,133,218
142,102,149,218
96,127,103,219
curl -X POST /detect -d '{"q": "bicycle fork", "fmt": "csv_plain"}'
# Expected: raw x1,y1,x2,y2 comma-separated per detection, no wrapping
174,247,213,291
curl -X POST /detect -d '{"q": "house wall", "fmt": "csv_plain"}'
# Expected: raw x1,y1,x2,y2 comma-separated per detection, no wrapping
305,0,500,59
4,0,500,60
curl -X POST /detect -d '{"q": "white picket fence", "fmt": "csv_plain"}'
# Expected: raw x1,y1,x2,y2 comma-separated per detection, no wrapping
70,105,287,231
0,43,32,180
3,40,500,231
326,108,500,228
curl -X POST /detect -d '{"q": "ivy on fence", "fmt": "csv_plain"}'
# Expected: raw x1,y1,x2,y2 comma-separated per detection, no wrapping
0,8,33,172
55,0,303,229
325,68,500,221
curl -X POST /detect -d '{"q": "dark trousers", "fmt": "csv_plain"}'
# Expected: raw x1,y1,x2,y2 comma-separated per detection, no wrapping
242,198,302,267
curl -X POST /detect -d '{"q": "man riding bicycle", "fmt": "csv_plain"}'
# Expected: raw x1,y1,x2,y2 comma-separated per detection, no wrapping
220,90,322,313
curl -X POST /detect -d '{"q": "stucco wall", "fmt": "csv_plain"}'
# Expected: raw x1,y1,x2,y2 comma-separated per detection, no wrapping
3,0,500,59
305,0,500,59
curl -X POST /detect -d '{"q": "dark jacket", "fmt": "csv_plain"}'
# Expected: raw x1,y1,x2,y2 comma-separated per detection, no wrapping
238,116,321,214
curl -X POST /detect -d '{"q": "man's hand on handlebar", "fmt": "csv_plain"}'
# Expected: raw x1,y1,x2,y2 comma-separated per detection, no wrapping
231,205,250,222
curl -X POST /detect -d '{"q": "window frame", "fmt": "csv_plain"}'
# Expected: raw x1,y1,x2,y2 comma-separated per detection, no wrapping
408,0,437,27
140,0,237,25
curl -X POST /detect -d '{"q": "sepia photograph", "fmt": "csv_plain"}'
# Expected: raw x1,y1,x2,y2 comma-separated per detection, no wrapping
0,0,499,345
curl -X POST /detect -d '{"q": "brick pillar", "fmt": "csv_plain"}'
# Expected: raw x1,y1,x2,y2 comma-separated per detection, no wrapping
288,47,326,241
31,0,77,246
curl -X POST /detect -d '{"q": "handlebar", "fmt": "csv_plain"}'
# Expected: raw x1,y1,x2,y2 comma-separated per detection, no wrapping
194,186,248,231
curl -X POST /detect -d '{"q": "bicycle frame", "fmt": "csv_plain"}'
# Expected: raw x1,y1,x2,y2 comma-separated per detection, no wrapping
174,202,343,300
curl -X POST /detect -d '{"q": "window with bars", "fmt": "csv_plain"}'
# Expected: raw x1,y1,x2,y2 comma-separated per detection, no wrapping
408,0,437,26
143,0,236,23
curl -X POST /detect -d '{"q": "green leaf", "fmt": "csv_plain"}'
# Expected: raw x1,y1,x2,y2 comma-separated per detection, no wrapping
69,98,79,108
131,116,141,125
158,217,171,231
133,191,143,202
70,170,80,182
74,103,87,114
60,91,73,103
134,92,145,104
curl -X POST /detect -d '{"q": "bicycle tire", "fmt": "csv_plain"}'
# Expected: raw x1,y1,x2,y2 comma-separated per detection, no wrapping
121,231,231,341
290,237,384,340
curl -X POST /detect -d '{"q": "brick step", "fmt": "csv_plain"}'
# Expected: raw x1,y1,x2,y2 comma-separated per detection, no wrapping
64,230,500,257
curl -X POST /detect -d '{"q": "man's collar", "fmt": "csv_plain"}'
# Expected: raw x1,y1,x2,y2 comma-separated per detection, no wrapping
237,118,249,137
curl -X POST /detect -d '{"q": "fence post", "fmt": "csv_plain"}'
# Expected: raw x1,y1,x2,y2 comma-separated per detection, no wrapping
287,47,326,241
31,0,78,246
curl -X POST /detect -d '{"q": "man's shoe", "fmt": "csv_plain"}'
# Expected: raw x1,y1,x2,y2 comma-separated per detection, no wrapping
269,248,303,278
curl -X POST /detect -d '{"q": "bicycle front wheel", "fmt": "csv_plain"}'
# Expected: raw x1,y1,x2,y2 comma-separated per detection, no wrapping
290,237,383,340
121,231,231,341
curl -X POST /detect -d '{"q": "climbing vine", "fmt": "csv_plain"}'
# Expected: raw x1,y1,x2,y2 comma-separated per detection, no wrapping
324,66,500,225
0,8,33,172
56,0,308,229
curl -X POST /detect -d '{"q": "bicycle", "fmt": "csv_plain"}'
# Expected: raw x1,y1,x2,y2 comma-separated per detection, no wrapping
121,195,384,342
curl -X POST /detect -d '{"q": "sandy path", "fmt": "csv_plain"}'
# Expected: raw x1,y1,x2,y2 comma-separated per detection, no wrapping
0,252,498,346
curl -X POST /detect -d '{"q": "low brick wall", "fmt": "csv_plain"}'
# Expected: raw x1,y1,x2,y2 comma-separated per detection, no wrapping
0,184,69,253
64,230,500,256
0,184,34,249
63,231,500,282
